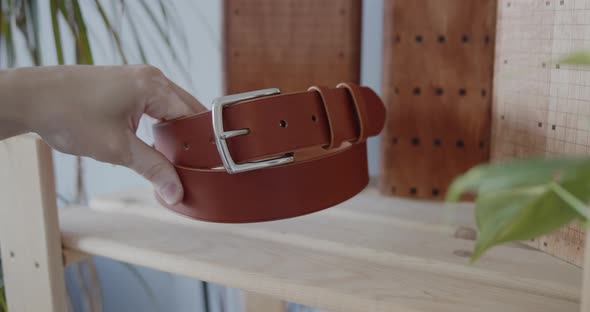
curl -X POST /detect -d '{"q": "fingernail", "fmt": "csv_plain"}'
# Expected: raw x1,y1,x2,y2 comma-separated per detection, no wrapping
158,182,181,205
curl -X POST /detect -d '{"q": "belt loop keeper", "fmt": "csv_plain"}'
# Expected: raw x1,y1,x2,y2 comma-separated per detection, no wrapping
308,85,347,149
336,82,369,143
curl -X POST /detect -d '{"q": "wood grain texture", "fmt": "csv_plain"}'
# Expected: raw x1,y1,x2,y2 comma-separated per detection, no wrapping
57,187,582,312
379,0,496,199
223,0,361,94
0,136,67,312
492,0,589,266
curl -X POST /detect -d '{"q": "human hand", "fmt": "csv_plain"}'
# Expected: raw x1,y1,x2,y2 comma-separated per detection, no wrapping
0,65,205,205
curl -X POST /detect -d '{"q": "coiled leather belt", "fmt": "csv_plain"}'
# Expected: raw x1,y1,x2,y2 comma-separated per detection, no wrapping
153,83,385,223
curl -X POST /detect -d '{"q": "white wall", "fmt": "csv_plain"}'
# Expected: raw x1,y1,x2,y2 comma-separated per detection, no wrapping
44,0,384,311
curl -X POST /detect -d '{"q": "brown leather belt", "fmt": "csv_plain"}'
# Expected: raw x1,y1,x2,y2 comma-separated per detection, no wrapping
153,83,385,223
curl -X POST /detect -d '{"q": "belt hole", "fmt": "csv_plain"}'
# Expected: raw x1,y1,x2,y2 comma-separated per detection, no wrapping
394,34,400,43
459,88,467,96
415,35,422,43
411,137,420,145
413,87,421,95
462,35,469,43
432,189,440,197
456,140,465,148
183,143,190,150
481,89,487,97
438,35,445,43
311,115,317,122
279,120,288,128
410,187,417,195
485,35,490,44
391,186,396,193
392,137,398,144
479,141,486,149
436,88,444,96
434,138,441,147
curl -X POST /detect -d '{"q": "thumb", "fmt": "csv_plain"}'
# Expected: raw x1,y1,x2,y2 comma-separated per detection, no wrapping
126,134,183,205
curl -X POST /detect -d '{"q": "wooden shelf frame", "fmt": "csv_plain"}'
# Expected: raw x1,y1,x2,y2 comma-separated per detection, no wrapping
0,135,589,311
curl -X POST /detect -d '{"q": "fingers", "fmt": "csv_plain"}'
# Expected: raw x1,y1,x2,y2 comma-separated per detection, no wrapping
126,134,183,205
168,79,208,113
137,66,206,121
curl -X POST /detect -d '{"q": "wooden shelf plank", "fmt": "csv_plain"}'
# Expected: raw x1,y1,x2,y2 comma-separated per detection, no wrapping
59,188,582,312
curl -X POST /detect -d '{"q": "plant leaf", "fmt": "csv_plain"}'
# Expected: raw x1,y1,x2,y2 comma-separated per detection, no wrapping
71,0,93,64
1,0,16,67
559,51,590,65
137,0,190,81
550,182,590,220
472,185,579,262
124,6,148,64
0,286,6,312
50,0,64,64
446,157,590,201
470,162,590,262
94,0,127,64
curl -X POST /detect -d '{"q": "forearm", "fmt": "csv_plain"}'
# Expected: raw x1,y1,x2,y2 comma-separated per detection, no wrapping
0,68,35,140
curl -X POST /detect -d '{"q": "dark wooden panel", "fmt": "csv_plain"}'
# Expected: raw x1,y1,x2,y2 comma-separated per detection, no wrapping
379,0,497,200
224,0,361,94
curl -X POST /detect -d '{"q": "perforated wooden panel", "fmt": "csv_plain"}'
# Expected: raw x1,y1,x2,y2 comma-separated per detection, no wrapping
379,0,497,200
493,0,590,266
223,0,361,94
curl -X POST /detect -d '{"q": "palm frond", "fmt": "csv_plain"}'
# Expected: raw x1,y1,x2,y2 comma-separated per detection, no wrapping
1,0,15,67
137,0,190,81
71,0,93,64
50,0,64,64
124,3,148,64
94,0,127,64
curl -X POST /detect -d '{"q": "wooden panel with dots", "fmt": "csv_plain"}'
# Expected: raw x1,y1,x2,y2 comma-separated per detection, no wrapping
493,0,590,266
379,0,497,200
223,0,361,94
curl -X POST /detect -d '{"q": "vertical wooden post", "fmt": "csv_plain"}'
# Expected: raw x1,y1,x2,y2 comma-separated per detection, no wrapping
0,136,67,312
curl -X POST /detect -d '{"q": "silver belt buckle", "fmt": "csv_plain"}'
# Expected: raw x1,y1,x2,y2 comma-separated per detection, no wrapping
211,88,295,174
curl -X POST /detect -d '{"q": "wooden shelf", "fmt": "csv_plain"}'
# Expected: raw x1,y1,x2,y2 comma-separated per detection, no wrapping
59,187,582,312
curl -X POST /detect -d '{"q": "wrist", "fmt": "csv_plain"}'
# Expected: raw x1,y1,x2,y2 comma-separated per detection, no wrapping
0,68,37,136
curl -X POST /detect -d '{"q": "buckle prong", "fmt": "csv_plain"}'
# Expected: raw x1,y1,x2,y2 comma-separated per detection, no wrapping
212,88,294,174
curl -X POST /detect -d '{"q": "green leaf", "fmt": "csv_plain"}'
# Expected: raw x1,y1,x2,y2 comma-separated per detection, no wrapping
71,0,93,64
50,0,64,64
1,0,16,67
0,286,6,312
549,182,590,220
446,157,590,201
472,185,579,262
469,162,590,262
559,51,590,65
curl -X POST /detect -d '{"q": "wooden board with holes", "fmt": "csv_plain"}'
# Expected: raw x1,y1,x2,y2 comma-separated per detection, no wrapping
492,0,590,266
57,187,583,312
379,0,496,200
223,0,361,94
